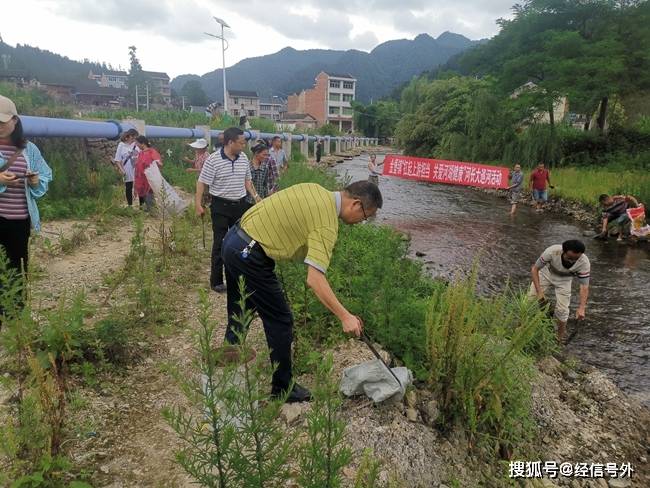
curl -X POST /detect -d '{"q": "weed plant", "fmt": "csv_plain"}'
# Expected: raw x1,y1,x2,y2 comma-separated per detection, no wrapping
426,269,556,456
298,353,351,488
0,258,91,486
165,282,293,487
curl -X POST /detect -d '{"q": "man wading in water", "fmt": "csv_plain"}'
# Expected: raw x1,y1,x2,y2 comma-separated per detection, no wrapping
529,240,591,343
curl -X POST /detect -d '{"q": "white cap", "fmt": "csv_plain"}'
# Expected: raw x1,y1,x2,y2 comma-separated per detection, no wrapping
188,138,208,149
0,95,18,123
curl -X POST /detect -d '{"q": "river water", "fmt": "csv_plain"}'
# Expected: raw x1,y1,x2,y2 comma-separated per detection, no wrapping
336,155,650,406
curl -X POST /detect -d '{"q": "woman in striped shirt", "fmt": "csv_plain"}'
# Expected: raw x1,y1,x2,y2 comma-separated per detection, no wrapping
0,95,53,319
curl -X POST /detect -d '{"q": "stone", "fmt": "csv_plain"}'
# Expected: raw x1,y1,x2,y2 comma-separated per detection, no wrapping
639,455,647,463
595,481,608,488
607,479,631,488
570,480,581,488
100,465,110,474
280,403,303,425
563,369,580,382
406,407,418,422
538,356,562,376
415,251,426,257
405,390,417,408
423,400,440,424
583,230,597,237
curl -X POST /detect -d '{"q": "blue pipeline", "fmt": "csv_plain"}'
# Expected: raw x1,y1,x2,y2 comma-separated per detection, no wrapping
19,115,373,144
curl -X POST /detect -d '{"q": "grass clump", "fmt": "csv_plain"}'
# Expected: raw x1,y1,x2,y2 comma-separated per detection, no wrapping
426,269,556,456
550,166,650,207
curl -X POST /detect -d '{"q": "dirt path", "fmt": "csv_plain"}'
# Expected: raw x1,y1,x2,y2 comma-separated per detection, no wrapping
31,215,271,487
31,218,136,309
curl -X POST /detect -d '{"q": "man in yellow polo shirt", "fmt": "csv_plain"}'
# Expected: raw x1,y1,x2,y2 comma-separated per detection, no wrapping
221,181,383,402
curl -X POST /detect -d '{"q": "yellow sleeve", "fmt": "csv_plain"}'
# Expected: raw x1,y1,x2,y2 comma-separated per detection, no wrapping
304,226,338,273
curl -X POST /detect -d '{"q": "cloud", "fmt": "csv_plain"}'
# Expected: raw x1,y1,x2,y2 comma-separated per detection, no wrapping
49,0,216,43
236,0,512,49
46,0,513,56
351,31,380,51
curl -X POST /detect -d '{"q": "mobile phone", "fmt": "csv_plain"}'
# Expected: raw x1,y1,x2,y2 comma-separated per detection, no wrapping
25,171,39,176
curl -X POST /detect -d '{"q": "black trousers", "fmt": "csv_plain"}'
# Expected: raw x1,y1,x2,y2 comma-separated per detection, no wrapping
210,197,250,287
0,217,30,318
125,181,134,206
222,225,293,392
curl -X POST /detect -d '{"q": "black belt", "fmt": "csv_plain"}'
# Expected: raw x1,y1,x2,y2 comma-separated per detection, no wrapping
236,225,253,244
211,195,246,204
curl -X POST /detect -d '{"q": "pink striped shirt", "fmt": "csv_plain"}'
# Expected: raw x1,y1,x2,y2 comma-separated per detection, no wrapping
0,144,29,220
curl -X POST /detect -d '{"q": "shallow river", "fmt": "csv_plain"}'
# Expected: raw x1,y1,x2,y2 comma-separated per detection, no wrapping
336,155,650,406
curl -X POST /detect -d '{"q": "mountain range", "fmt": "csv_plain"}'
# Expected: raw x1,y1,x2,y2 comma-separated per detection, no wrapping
0,32,483,104
171,32,484,103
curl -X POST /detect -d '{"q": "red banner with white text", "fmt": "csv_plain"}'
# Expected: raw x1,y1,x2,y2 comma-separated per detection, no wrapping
382,154,509,189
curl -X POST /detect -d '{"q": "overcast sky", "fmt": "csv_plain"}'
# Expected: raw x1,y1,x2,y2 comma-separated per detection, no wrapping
2,0,515,78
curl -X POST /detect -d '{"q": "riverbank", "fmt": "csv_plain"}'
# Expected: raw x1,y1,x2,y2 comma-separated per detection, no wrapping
2,153,649,487
312,150,650,486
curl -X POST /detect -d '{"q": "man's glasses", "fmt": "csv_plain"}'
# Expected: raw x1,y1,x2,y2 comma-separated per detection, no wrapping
359,200,368,221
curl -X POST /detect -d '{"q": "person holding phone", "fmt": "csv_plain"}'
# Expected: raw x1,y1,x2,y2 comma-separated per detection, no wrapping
113,129,139,207
0,95,53,319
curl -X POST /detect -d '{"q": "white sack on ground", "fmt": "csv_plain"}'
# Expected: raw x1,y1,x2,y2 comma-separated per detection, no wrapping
340,359,412,403
144,163,189,215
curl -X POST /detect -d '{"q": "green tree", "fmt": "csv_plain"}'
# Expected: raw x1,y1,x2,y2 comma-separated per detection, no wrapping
181,80,208,106
459,0,650,132
353,100,401,139
127,45,145,107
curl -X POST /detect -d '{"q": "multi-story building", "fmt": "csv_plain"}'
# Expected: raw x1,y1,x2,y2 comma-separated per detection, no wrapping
142,70,171,105
287,71,356,131
227,90,260,118
259,97,286,121
88,69,129,90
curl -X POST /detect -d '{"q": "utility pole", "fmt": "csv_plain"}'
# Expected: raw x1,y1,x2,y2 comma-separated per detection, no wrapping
206,16,230,114
145,81,150,111
135,85,139,112
181,96,186,110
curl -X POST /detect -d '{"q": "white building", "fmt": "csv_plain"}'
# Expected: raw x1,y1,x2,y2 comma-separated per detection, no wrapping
326,72,356,132
259,97,286,121
227,90,260,118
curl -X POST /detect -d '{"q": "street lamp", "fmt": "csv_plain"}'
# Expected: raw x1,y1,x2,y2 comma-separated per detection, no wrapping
205,16,230,114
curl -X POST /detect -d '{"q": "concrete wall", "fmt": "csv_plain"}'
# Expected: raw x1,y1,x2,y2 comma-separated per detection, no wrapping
287,72,328,126
304,72,328,126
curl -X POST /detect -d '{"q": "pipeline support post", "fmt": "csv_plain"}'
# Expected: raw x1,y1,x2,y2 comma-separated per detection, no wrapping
195,125,211,146
324,136,330,155
300,134,309,159
335,138,341,154
282,133,292,160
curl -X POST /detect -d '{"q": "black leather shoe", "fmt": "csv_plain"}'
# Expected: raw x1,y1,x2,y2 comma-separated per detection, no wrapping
211,283,226,293
272,383,312,403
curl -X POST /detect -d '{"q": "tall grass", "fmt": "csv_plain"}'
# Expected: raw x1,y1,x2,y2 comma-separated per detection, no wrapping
550,166,650,207
37,141,120,219
426,270,556,454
